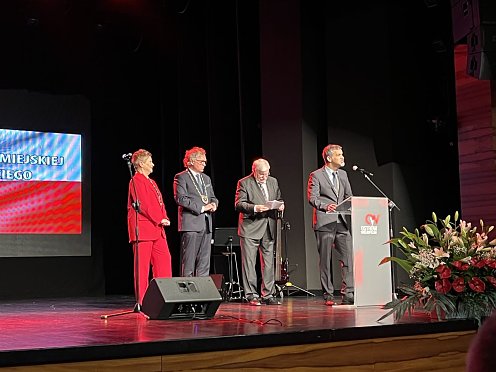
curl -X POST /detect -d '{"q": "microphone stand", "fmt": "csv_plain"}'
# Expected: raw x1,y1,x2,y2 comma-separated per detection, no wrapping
276,215,315,298
358,171,400,299
101,157,149,319
226,236,234,301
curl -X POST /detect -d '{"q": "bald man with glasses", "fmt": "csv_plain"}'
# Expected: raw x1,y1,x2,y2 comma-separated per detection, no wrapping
235,158,284,306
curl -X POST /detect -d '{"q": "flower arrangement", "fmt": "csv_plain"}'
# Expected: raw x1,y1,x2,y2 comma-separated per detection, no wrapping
379,212,496,325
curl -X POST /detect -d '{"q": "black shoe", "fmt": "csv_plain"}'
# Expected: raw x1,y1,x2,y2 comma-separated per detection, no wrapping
262,297,281,305
341,293,354,305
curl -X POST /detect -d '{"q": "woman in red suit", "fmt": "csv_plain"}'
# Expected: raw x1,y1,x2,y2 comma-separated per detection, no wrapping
127,149,172,305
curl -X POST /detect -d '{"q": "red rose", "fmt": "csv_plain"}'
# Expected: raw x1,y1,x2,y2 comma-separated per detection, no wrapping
435,264,452,279
471,259,486,268
486,276,496,288
486,259,496,269
452,277,466,292
435,278,452,294
451,260,470,271
468,277,486,292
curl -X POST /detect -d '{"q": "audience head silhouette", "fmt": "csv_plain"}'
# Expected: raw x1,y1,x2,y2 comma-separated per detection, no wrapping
466,311,496,371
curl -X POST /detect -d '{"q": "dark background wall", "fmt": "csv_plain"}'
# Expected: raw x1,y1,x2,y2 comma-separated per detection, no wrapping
0,0,462,299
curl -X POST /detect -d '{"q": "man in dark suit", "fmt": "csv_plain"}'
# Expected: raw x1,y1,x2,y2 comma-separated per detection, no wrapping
174,147,219,277
235,158,284,306
307,144,354,306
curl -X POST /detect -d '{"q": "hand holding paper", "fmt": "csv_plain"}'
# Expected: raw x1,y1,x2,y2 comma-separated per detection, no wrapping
264,200,284,210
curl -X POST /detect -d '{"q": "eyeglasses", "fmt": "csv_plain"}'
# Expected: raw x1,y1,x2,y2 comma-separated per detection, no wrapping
195,159,207,165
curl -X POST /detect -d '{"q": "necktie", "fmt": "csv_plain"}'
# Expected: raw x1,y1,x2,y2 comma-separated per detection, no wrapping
259,182,268,201
196,174,205,193
332,172,339,192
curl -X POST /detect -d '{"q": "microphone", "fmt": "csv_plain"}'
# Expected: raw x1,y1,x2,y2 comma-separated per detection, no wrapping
122,153,132,161
352,165,374,177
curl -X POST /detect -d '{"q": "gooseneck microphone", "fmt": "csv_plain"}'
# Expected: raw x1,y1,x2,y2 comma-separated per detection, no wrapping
122,153,132,160
352,165,374,177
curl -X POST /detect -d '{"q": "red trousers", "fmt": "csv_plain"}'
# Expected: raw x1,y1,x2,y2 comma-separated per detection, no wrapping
132,237,172,304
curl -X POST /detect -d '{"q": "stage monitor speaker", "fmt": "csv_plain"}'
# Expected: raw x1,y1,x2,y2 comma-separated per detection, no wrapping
142,277,222,320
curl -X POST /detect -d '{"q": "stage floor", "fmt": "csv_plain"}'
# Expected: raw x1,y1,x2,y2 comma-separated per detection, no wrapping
0,295,478,368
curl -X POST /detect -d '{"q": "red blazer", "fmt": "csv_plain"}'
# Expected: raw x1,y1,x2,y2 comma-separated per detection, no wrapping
127,173,169,242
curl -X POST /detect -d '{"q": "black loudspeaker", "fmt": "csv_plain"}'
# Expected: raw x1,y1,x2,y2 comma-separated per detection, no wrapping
462,1,496,80
142,277,222,320
471,0,496,27
451,0,476,43
451,0,496,43
467,50,496,79
467,24,496,79
467,25,496,55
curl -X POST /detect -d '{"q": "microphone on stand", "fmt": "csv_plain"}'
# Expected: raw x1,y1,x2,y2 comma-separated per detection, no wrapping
122,153,132,161
352,165,374,177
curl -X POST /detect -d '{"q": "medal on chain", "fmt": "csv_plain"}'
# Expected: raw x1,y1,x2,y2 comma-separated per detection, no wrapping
187,170,209,204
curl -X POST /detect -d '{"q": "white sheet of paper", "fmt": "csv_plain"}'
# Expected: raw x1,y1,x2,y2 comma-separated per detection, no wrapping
264,200,284,210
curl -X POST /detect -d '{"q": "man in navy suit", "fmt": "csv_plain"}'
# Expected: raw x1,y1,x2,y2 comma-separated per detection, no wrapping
307,144,354,306
174,147,219,277
235,158,284,306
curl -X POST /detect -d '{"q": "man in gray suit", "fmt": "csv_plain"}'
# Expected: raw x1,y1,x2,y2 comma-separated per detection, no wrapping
235,158,284,306
174,147,219,277
307,144,354,306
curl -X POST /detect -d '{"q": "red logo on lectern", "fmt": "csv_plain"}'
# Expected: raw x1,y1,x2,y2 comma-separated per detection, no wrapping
365,214,380,226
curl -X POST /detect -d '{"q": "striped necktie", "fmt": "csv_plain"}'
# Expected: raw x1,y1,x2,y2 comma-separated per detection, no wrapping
332,172,339,192
196,174,205,193
258,182,268,201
